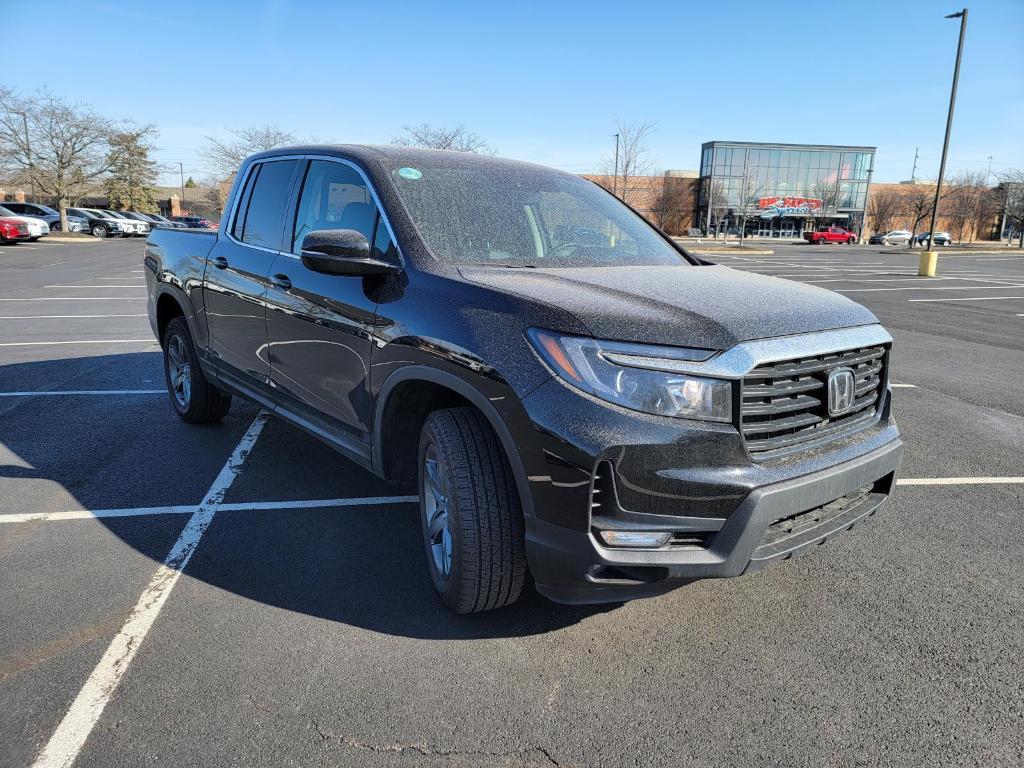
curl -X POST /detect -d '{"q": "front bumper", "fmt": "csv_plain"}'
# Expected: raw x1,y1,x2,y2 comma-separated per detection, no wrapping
526,436,903,604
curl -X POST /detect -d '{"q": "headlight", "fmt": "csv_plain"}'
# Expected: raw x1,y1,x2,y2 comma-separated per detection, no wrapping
527,328,733,422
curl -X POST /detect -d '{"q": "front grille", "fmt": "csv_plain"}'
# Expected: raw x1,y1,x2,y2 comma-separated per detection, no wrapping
740,344,887,459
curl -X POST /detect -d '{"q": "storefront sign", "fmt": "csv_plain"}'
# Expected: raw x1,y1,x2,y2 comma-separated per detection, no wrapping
757,196,822,218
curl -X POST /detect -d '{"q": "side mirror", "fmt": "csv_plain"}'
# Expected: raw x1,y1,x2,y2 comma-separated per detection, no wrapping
300,229,400,276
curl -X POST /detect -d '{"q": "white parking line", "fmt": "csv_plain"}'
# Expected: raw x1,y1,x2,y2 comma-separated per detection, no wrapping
890,383,916,388
0,315,147,319
43,285,146,289
30,413,270,768
0,297,143,301
0,390,164,397
0,495,420,524
0,339,155,347
897,477,1024,486
839,285,1024,293
908,296,1024,303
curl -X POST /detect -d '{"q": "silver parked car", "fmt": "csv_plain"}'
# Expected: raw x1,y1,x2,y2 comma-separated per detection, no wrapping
869,230,913,246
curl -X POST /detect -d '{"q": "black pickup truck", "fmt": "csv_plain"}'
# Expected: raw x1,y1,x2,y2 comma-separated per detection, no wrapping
145,145,903,613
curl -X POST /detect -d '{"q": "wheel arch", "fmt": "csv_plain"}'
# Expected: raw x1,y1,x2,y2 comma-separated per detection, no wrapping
154,287,189,343
373,366,536,518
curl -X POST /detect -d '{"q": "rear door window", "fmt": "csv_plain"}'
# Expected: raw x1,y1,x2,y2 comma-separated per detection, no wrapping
239,159,299,250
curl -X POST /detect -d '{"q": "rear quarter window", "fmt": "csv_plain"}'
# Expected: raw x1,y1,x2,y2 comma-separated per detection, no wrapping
236,160,298,250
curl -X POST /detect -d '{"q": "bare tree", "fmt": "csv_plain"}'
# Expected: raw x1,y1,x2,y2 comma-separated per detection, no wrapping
866,188,902,235
198,124,296,181
899,183,944,248
736,155,766,243
648,175,689,235
810,174,842,229
941,171,1005,243
1000,169,1024,248
391,123,495,154
707,179,730,238
0,88,120,231
601,120,655,207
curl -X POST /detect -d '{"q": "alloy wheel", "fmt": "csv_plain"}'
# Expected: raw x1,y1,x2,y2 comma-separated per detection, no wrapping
166,335,192,409
422,443,453,580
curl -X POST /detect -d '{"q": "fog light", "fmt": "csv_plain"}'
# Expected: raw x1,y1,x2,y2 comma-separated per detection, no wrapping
598,530,672,548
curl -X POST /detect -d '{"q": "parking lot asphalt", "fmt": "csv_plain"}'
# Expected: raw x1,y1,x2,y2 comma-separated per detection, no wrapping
1,237,1022,768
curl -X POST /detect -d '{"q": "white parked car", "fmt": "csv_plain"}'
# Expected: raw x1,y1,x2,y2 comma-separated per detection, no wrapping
100,210,149,237
0,204,50,241
869,230,913,246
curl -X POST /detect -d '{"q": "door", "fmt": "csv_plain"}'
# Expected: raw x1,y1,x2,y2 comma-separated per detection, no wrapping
203,158,299,392
264,158,390,451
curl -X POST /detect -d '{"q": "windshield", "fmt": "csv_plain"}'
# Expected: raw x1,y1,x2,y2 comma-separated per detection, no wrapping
105,211,127,219
385,160,688,268
0,206,15,217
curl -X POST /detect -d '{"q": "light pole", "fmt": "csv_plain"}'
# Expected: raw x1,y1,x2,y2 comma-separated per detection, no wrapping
921,8,968,274
179,162,186,216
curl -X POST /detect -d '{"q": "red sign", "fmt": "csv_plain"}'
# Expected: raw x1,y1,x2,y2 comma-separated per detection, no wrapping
758,196,822,211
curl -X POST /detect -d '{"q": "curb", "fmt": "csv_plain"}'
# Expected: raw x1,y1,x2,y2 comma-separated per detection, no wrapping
687,249,775,255
876,249,1017,256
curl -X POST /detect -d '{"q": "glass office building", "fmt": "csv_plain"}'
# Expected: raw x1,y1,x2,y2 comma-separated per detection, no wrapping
697,141,875,237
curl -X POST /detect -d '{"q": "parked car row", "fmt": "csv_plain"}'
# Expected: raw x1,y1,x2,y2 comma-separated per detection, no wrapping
0,201,218,241
867,230,952,246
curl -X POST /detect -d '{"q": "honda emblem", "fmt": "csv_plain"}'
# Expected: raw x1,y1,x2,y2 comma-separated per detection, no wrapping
826,368,856,416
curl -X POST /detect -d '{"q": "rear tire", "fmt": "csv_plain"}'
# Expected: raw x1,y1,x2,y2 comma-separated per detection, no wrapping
418,407,527,614
162,316,231,423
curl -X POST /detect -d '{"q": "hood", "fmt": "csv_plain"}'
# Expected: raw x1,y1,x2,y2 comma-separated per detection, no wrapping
459,264,878,350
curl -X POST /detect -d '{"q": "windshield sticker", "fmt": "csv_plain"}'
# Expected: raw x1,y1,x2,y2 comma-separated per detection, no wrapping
397,167,423,180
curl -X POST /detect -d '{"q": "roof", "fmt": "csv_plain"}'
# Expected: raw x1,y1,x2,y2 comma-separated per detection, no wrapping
249,144,575,176
701,140,876,152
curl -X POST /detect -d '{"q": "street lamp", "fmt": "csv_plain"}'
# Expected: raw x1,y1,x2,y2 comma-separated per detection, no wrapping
920,8,968,275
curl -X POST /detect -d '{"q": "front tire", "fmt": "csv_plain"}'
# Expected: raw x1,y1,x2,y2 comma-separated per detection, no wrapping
91,224,107,238
162,316,231,423
418,407,527,614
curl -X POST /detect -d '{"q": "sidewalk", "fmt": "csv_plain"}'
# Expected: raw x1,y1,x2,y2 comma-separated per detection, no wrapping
671,237,775,255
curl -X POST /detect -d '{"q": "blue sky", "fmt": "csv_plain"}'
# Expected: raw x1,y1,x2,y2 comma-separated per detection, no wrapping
6,0,1023,184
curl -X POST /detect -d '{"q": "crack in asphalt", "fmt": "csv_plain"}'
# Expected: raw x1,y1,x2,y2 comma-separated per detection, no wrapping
247,694,563,766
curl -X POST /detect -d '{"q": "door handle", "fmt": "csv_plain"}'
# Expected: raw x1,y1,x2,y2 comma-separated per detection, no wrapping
212,256,228,269
271,273,292,291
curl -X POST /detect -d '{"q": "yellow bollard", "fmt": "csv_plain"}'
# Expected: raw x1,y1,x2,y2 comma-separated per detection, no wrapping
918,250,938,277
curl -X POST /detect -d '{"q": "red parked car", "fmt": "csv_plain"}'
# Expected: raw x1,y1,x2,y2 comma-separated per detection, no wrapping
804,226,858,244
0,217,31,243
